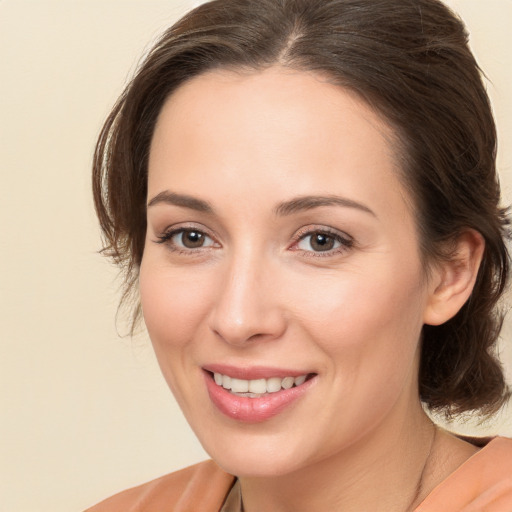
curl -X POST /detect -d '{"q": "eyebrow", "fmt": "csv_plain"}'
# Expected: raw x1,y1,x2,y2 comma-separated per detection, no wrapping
147,191,375,217
147,191,214,213
274,195,376,217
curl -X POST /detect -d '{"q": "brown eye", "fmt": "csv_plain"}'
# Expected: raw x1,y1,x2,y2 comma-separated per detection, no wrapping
155,228,219,252
310,233,335,251
296,230,351,254
179,230,207,248
156,228,216,250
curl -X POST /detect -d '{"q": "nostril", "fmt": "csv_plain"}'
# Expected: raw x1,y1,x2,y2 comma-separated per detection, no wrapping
246,332,267,343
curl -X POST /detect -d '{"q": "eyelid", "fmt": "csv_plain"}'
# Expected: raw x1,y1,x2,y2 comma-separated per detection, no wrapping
289,225,354,256
153,222,220,249
151,222,353,257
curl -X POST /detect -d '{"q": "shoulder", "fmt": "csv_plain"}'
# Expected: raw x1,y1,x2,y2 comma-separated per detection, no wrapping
416,437,512,511
84,460,235,512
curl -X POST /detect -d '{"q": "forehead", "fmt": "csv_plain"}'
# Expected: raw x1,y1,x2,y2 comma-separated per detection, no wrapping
148,67,411,224
151,67,397,159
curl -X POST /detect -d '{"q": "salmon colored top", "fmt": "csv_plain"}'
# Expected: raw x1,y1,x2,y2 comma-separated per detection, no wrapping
85,437,512,512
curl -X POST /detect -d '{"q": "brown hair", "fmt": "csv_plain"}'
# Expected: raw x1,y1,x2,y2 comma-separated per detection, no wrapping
93,0,510,416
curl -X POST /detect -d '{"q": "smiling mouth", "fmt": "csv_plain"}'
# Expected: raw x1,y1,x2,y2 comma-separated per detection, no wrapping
210,371,315,397
204,369,317,421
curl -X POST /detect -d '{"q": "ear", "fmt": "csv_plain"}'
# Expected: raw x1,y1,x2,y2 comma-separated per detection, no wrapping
423,230,485,326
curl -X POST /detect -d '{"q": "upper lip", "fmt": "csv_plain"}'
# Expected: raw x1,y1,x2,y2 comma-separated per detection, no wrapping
203,364,314,380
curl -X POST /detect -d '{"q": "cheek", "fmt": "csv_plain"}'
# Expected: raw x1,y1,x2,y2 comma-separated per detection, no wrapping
294,270,426,437
292,262,427,380
300,270,424,336
139,260,214,348
138,260,219,411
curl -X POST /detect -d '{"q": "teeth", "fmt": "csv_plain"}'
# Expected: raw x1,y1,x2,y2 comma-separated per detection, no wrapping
213,372,309,394
230,378,249,393
222,375,231,390
266,377,282,393
294,375,307,386
248,378,266,394
281,376,294,389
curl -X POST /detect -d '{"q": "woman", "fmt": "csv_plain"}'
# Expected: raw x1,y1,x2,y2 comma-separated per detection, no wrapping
87,0,512,510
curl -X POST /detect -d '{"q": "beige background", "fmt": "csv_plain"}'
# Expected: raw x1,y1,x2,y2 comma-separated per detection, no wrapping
1,1,511,511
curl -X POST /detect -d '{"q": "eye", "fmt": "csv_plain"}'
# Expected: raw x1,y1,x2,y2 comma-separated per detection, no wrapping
156,228,217,250
297,232,340,252
293,228,353,255
173,229,214,249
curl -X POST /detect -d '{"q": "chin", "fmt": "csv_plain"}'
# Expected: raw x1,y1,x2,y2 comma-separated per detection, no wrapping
212,451,305,478
194,426,316,478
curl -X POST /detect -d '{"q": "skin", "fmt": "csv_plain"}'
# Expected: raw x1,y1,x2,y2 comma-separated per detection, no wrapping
140,67,484,511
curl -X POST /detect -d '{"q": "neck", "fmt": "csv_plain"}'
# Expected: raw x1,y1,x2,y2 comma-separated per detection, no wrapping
239,401,437,512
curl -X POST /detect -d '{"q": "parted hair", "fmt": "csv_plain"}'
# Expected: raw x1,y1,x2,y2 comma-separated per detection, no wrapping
93,0,510,416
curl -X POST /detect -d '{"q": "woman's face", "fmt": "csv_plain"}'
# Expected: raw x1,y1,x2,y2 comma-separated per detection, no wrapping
140,67,436,477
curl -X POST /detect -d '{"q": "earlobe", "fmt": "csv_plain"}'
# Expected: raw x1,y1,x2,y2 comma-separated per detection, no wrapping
423,230,485,326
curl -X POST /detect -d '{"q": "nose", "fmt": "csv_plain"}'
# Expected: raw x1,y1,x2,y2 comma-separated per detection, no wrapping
208,253,287,346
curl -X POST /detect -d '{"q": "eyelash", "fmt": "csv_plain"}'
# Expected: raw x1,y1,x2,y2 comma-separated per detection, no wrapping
290,226,354,258
154,226,217,255
154,225,354,257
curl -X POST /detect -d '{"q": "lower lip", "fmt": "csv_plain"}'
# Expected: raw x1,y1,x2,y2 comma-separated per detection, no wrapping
204,372,315,423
